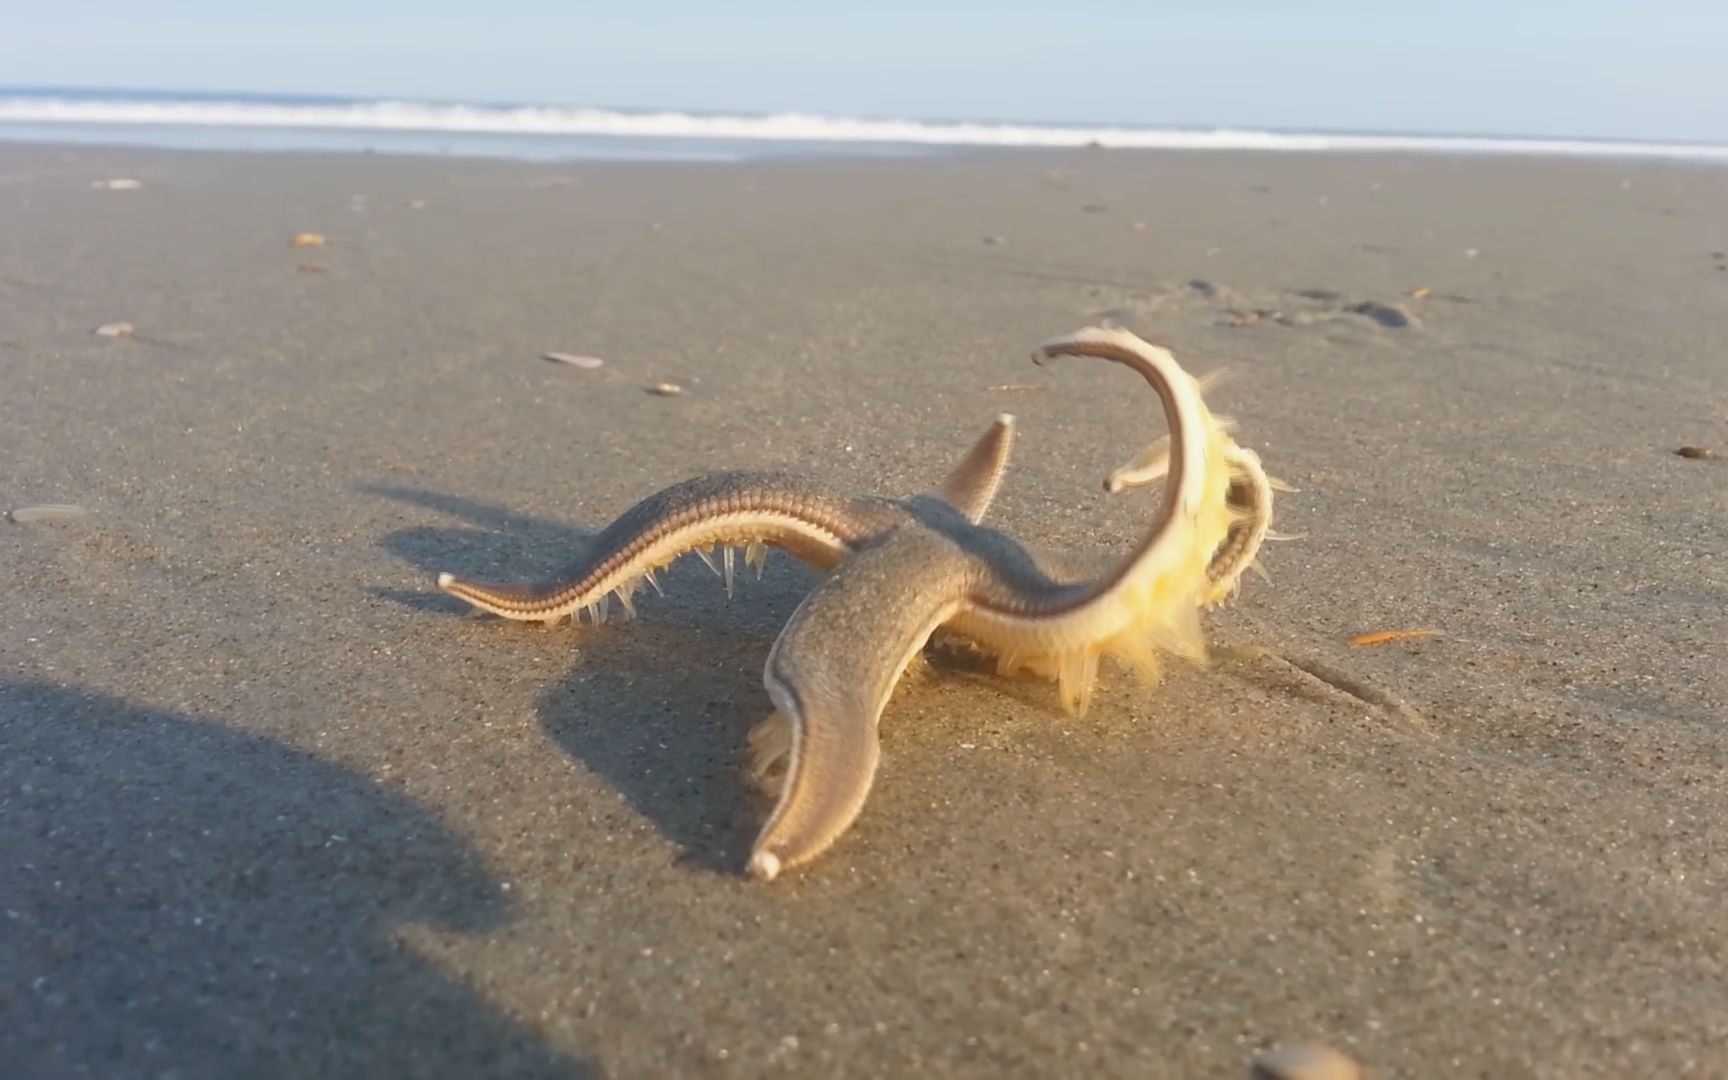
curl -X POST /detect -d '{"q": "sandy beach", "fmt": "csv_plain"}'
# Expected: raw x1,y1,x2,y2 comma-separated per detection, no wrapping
2,141,1725,1076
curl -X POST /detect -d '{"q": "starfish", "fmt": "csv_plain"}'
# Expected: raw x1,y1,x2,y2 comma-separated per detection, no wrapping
437,328,1278,879
1105,431,1297,608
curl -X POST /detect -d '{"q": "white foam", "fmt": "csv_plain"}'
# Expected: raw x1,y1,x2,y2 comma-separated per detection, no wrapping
3,95,1727,161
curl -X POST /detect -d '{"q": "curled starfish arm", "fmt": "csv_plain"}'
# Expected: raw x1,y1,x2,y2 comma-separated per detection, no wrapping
437,472,906,624
928,328,1234,712
1108,437,1287,607
922,413,1016,524
749,528,972,880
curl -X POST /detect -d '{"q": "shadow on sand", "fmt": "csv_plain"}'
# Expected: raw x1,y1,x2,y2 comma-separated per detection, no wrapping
367,482,809,876
0,681,591,1078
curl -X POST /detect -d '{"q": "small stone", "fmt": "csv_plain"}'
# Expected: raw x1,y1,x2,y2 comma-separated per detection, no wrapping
544,352,604,370
93,322,134,338
1081,203,1109,214
8,504,90,524
91,178,142,190
296,263,328,275
647,382,683,396
292,233,327,248
1251,1043,1362,1080
1676,446,1716,460
1345,300,1418,329
1409,285,1432,300
982,234,1006,246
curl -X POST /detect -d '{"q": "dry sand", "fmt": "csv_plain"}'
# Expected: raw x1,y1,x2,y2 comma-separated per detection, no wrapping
2,142,1725,1077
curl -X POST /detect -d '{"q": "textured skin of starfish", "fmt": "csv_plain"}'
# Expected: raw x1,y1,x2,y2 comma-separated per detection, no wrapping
1106,435,1292,608
437,328,1252,879
435,414,1016,625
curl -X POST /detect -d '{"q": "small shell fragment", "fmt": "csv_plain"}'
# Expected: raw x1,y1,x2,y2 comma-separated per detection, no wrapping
1348,628,1439,647
292,233,327,248
543,352,604,370
1676,446,1716,460
94,322,134,338
1252,1044,1362,1080
646,382,683,396
1409,285,1433,300
8,504,90,524
91,178,142,190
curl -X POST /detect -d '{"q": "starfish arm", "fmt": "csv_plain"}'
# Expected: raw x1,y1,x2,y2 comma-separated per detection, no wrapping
914,328,1237,714
1109,438,1282,608
924,413,1016,524
437,471,906,624
748,528,972,880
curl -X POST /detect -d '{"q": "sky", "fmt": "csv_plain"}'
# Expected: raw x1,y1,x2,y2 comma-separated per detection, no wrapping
1,1,1725,142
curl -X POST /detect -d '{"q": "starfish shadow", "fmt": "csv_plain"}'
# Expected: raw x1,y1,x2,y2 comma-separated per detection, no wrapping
0,681,591,1078
363,481,813,874
361,482,600,583
528,569,804,875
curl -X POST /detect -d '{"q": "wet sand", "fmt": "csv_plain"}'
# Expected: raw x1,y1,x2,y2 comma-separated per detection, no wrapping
2,142,1725,1077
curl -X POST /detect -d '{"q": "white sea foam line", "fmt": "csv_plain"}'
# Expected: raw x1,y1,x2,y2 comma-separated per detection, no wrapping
3,98,1728,160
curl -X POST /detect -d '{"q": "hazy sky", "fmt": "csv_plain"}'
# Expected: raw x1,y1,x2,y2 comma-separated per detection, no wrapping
2,1,1725,141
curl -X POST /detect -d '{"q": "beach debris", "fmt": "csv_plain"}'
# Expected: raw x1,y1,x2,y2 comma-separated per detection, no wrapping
291,232,327,248
1349,628,1439,647
1675,446,1717,460
1409,285,1433,300
296,263,328,275
1344,300,1417,329
93,322,135,338
646,381,684,397
543,352,605,370
1251,1044,1363,1080
988,383,1046,393
981,234,1007,246
7,504,90,524
1463,247,1480,259
406,199,428,210
90,178,142,190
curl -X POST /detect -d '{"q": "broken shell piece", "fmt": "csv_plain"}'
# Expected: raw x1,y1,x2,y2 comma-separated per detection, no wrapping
543,352,605,370
1409,285,1433,300
8,504,90,524
292,233,327,248
1252,1044,1362,1080
1348,628,1439,647
646,382,683,396
1676,446,1717,460
90,178,142,190
94,322,134,338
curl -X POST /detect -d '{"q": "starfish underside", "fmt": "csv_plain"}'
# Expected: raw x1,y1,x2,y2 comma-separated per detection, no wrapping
435,327,1284,879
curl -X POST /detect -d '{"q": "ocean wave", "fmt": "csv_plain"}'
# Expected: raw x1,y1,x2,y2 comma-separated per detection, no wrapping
3,95,1727,160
